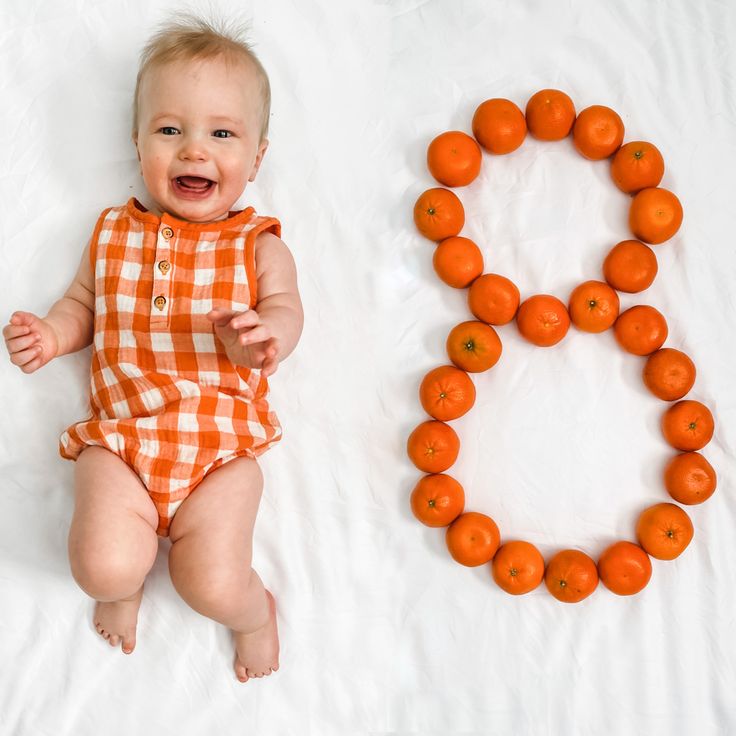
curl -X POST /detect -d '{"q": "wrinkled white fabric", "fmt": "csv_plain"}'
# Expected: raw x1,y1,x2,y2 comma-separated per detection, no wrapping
1,0,735,734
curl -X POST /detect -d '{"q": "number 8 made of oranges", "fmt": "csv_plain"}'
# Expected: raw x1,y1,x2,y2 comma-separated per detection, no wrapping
408,89,717,603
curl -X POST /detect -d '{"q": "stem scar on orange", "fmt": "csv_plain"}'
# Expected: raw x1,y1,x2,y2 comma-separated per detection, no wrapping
661,399,715,451
419,365,476,421
597,541,652,596
629,187,683,245
413,187,465,241
516,294,570,346
544,549,599,603
467,273,521,325
491,541,545,595
410,473,465,527
664,452,717,505
446,511,501,566
427,131,482,188
636,502,694,560
568,280,620,333
407,420,460,473
446,320,502,373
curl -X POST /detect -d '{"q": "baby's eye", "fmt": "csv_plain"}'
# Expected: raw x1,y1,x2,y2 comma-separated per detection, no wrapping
159,127,180,136
213,129,233,139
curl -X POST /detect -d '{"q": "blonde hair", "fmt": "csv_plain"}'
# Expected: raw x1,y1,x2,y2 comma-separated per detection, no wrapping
132,12,271,141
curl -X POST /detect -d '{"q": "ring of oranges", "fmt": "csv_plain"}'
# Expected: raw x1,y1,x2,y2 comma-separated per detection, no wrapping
408,89,717,602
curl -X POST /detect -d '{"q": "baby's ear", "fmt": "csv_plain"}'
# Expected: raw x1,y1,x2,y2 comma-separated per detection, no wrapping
248,139,269,182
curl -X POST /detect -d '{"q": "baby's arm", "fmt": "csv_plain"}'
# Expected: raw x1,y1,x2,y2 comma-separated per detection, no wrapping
3,243,95,373
207,232,303,376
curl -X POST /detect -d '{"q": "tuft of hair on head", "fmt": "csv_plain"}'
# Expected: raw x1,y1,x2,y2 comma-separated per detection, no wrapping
131,10,271,142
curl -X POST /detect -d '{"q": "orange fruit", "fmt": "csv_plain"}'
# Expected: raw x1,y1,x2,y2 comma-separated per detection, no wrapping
544,549,599,603
572,105,625,160
610,141,665,194
468,273,520,325
491,541,545,595
419,365,476,421
413,188,465,241
597,541,652,596
472,98,527,154
446,320,502,373
664,452,717,505
410,473,465,527
433,236,484,288
636,502,694,561
642,348,696,401
661,400,714,451
568,280,620,333
525,89,576,141
603,239,658,293
446,511,501,567
516,294,570,347
407,420,460,473
427,131,482,187
613,305,668,356
629,187,683,244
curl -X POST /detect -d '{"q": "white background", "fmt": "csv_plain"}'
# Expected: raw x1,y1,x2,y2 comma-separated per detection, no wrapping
1,0,735,734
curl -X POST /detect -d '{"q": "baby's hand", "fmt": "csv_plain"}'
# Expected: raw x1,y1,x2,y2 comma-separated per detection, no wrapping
3,311,59,374
206,308,279,377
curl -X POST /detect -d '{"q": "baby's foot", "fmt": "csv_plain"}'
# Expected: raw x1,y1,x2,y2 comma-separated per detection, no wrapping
233,590,280,682
93,585,143,654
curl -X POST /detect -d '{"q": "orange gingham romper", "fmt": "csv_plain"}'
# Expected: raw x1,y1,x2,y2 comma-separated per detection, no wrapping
59,196,283,536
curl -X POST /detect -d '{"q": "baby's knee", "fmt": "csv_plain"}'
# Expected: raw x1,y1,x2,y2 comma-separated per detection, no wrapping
69,536,153,602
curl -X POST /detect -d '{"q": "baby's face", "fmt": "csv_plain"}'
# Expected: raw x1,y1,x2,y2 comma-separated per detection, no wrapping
133,56,267,222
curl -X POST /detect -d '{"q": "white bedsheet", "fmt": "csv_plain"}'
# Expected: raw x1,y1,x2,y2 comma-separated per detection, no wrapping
1,0,735,734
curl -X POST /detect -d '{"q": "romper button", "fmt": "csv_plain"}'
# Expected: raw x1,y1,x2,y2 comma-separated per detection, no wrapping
161,227,174,240
153,295,167,311
158,260,171,274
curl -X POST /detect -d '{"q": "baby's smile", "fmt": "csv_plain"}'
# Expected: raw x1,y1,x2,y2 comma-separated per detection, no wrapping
172,175,217,200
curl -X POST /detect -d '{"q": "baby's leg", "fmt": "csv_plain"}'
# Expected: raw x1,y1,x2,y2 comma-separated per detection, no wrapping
68,446,159,654
167,456,279,683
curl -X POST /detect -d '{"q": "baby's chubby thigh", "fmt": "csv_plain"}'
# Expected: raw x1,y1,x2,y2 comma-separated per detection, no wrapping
68,445,160,602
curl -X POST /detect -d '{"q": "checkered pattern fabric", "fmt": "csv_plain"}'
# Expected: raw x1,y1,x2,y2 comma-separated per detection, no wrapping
59,197,283,536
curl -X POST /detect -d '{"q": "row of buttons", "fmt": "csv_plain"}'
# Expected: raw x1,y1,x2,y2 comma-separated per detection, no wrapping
154,226,174,310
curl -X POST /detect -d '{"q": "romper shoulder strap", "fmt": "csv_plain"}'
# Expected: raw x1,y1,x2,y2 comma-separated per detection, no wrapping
244,215,281,309
87,206,116,271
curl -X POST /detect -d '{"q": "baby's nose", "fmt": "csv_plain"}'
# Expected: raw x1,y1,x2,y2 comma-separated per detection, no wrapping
178,136,208,161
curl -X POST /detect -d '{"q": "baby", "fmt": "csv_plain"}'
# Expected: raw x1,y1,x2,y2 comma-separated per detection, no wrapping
2,15,302,683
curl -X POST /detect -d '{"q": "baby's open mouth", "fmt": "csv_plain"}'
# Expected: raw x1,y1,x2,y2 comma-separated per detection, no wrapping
175,175,215,190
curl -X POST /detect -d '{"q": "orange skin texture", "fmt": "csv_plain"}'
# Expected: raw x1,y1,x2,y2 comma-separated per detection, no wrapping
472,98,527,154
516,294,570,347
613,305,668,356
610,141,665,194
446,320,502,373
419,365,476,421
572,105,625,160
629,187,683,245
598,541,652,596
544,549,599,603
525,89,576,141
414,188,465,241
568,280,620,333
446,512,501,567
433,236,484,288
468,273,521,325
492,541,545,595
427,131,482,188
410,473,465,528
642,348,696,401
603,239,658,293
661,399,715,451
407,420,460,473
664,452,717,505
636,502,694,560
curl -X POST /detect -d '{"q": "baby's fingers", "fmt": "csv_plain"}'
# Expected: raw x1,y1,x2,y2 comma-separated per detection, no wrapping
239,325,271,346
9,343,44,372
5,331,41,355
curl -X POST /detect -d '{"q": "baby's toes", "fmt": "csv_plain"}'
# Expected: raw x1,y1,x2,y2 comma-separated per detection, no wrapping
108,634,121,647
122,634,136,655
